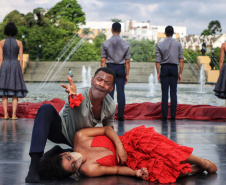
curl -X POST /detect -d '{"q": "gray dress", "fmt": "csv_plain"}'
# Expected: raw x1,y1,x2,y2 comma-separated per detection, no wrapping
214,62,226,99
0,37,28,97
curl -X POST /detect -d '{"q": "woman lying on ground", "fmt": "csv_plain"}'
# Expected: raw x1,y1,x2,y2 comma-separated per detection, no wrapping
39,125,217,183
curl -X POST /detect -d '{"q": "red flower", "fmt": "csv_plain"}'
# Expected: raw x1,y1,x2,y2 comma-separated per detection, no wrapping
69,94,85,108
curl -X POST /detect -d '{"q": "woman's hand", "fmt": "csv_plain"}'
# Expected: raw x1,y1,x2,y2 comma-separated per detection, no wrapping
135,168,149,180
61,76,77,96
116,144,127,165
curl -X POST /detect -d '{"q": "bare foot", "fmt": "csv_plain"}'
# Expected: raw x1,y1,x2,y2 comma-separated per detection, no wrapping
191,164,205,174
202,158,217,173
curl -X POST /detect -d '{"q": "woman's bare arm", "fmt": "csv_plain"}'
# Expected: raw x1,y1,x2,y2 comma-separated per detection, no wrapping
0,40,4,68
74,126,127,164
17,40,23,71
219,43,226,72
81,164,149,180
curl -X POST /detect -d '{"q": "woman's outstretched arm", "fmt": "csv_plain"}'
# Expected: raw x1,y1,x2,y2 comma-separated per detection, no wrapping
74,126,127,164
80,164,149,180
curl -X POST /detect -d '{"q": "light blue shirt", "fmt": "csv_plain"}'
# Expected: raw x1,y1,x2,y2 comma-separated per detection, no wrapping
156,37,183,65
101,35,130,64
59,87,116,146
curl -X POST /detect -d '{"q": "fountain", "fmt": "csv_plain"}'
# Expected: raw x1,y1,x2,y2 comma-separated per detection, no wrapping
199,64,205,93
82,66,87,87
148,74,155,97
154,68,158,85
87,66,92,85
81,66,91,87
38,36,86,89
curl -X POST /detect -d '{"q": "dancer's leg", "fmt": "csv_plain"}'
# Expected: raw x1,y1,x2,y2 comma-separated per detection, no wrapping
178,164,203,177
182,154,217,173
12,96,18,118
26,104,71,183
2,96,8,118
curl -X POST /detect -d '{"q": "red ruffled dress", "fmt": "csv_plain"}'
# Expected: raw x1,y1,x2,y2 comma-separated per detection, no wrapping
91,125,193,184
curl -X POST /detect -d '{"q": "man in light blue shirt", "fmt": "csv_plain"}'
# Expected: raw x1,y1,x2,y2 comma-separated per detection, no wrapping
155,26,184,121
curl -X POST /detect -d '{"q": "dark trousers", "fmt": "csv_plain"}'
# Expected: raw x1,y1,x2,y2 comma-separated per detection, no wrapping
29,104,72,155
160,64,178,118
107,63,126,119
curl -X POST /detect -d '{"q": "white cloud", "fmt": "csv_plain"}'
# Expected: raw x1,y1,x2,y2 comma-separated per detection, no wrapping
34,0,51,4
0,0,226,34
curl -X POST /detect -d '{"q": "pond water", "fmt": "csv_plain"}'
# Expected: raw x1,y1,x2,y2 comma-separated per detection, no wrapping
16,83,225,107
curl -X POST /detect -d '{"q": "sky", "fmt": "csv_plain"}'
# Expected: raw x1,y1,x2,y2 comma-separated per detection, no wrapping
0,0,226,35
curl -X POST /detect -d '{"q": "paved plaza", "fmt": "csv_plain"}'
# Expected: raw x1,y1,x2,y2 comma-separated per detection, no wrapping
0,118,225,185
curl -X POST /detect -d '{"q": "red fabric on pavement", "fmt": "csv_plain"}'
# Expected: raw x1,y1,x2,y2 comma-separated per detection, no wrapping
115,102,226,121
0,99,226,121
0,98,65,119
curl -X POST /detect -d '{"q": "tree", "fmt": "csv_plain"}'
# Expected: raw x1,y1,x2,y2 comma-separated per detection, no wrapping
93,33,106,59
3,10,26,26
82,28,93,35
201,29,212,36
24,12,36,28
71,42,98,61
111,18,121,22
208,20,222,35
127,39,156,62
33,8,46,26
46,0,85,31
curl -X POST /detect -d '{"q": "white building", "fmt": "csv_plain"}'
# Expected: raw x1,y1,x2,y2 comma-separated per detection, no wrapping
79,20,187,43
180,34,226,51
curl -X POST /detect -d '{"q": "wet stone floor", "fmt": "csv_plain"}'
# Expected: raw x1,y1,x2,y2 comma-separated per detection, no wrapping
0,118,225,185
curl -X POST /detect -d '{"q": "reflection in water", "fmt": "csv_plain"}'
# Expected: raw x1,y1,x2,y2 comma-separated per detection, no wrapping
2,119,18,143
161,121,168,137
161,120,177,143
170,120,177,143
117,121,125,136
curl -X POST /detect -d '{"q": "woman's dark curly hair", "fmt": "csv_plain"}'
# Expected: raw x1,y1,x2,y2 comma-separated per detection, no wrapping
4,22,18,37
39,155,73,180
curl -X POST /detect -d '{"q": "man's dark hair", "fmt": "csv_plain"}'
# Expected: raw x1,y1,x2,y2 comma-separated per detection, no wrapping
112,22,121,33
94,67,116,85
39,155,73,180
4,22,18,37
165,25,174,37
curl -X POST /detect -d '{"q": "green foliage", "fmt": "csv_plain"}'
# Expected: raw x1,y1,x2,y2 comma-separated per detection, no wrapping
93,33,106,60
71,42,98,61
24,12,36,28
33,8,46,26
26,25,73,60
111,18,121,22
82,28,93,35
183,49,202,63
201,29,212,36
45,0,85,31
127,39,156,62
0,0,85,60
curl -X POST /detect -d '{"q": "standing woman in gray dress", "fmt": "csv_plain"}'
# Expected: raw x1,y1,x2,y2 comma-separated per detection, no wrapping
0,23,28,120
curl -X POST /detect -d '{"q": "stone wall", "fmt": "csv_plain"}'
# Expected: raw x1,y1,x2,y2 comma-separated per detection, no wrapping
23,61,199,83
